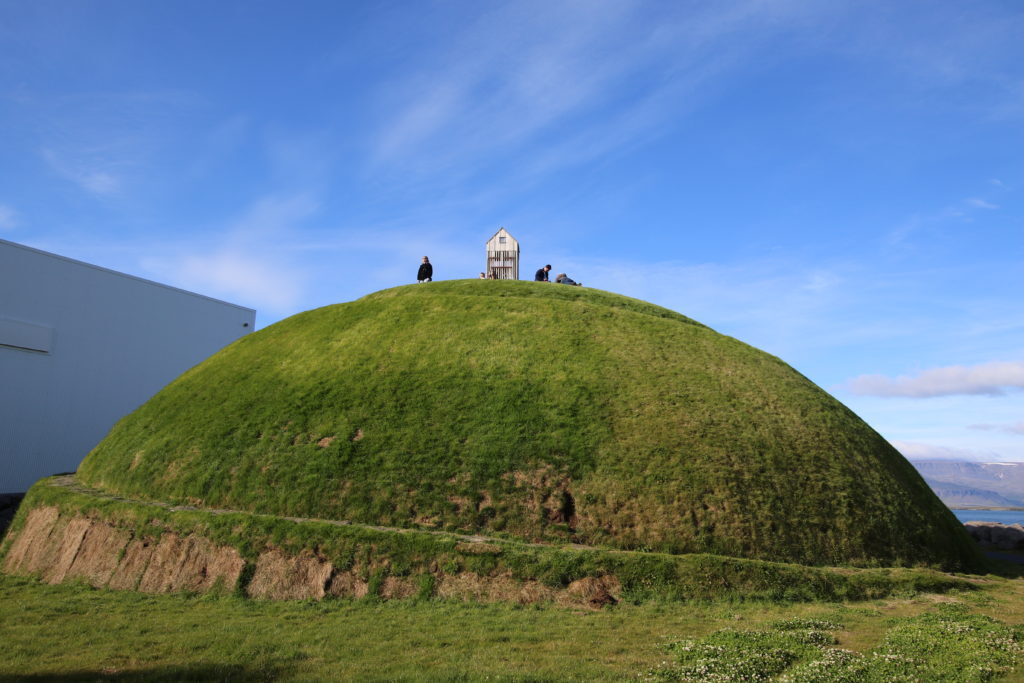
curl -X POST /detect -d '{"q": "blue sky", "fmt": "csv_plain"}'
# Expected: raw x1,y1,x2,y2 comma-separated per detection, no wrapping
2,0,1022,463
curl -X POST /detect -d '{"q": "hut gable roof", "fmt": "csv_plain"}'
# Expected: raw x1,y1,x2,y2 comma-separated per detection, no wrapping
485,227,518,251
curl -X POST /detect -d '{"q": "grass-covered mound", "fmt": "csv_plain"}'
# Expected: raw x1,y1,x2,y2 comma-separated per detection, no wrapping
77,280,980,569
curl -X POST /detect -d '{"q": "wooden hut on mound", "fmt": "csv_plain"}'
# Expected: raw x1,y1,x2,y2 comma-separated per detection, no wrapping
485,228,519,280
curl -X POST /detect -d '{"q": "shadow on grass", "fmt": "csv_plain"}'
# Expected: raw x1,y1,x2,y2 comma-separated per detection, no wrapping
0,662,291,682
0,491,26,541
979,549,1024,579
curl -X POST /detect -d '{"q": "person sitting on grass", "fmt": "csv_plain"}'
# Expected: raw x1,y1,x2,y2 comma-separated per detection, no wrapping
555,273,581,286
417,256,433,283
534,264,551,282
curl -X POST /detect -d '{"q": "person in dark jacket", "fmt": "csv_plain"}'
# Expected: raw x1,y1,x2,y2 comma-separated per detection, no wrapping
417,256,433,282
534,264,551,282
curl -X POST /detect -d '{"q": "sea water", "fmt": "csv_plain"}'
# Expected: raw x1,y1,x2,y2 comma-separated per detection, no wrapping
952,509,1024,526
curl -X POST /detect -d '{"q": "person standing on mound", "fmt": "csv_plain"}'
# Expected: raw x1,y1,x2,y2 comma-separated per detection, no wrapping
417,256,433,283
534,264,551,282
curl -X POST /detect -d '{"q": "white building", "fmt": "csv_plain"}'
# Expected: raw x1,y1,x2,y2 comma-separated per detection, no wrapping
0,239,256,492
485,227,519,280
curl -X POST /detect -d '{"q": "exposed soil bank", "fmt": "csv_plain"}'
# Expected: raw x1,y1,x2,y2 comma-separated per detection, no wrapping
0,477,978,607
2,506,619,607
4,507,244,594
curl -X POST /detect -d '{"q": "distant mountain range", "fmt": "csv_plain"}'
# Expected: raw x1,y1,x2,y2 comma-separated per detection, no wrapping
911,460,1024,508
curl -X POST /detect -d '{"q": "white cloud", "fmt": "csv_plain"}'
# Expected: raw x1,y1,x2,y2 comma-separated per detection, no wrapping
142,194,319,315
803,270,842,292
847,361,1024,398
35,90,199,196
370,1,822,180
887,194,1005,246
837,4,1024,104
529,255,895,370
79,170,120,195
41,148,122,195
893,440,1002,462
174,248,303,312
966,197,998,209
0,204,17,231
970,421,1024,435
373,1,641,164
230,194,319,234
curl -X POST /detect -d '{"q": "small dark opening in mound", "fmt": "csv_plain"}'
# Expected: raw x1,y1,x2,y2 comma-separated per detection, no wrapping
545,489,576,529
561,490,576,530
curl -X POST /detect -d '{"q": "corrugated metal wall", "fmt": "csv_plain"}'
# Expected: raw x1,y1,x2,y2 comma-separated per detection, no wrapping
0,239,256,492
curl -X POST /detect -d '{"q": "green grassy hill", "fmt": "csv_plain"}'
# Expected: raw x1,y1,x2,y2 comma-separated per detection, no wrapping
77,280,980,569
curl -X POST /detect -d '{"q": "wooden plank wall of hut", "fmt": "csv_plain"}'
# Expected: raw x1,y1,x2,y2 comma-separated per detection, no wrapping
486,249,519,280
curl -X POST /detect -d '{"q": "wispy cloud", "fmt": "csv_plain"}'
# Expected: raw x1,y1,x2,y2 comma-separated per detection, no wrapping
0,204,17,231
173,249,303,312
370,1,821,182
893,440,1003,462
966,197,998,210
373,1,641,165
970,421,1024,435
887,194,1006,246
847,361,1024,398
41,148,122,195
564,254,1003,369
837,3,1024,105
34,90,199,196
539,255,883,367
142,194,319,315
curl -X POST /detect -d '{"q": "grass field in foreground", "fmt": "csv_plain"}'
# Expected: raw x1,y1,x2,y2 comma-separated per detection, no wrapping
3,573,1024,681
